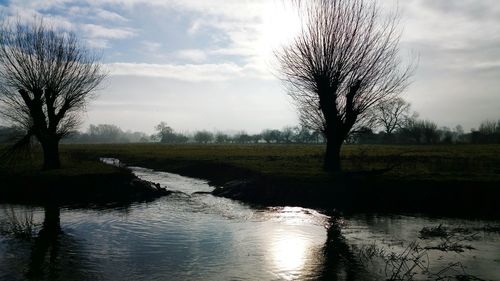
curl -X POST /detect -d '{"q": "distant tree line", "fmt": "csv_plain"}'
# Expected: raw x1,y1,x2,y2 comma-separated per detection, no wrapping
350,98,500,144
63,124,150,143
1,118,499,145
155,123,325,144
2,123,151,144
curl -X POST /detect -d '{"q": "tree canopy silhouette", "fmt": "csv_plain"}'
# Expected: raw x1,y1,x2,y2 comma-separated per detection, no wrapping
0,19,105,169
277,0,413,171
376,97,412,135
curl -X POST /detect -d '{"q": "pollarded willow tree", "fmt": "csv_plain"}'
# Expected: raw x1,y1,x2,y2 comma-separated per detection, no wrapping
0,20,106,169
277,0,414,172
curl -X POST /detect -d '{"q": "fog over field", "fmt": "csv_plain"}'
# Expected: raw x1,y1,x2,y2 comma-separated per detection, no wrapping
1,0,499,133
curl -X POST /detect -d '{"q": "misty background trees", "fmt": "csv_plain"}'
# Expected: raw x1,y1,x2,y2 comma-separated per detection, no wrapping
1,116,499,145
0,19,105,169
277,0,414,172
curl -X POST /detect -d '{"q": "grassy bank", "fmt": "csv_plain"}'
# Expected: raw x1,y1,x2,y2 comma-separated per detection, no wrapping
56,143,500,217
0,147,169,205
60,143,500,183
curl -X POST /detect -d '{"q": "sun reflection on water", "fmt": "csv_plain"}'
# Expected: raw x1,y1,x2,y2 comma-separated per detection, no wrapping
271,230,311,278
266,207,327,280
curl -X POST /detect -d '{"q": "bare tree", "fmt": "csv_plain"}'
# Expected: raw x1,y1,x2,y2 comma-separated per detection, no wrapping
376,97,411,135
0,19,105,169
277,0,413,171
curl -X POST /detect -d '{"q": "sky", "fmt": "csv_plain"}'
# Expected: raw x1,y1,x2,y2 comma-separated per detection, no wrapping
0,0,499,134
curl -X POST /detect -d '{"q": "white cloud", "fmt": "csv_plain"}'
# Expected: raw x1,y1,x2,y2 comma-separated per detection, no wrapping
5,0,73,11
86,38,111,49
141,41,162,53
87,0,267,20
67,6,128,22
95,9,128,22
106,62,273,81
85,0,300,66
82,24,136,39
472,61,500,72
2,5,74,30
187,20,202,35
174,49,207,62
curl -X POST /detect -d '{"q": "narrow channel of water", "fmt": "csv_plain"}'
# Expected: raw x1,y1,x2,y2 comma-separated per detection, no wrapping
0,159,499,280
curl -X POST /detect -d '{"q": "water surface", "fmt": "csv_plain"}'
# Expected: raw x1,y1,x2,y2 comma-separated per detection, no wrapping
1,161,499,280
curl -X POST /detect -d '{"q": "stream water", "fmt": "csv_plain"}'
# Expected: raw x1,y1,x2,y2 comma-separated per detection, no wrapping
0,159,499,280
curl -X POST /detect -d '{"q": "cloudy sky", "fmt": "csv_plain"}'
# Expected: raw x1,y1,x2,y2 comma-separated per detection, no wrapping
0,0,499,134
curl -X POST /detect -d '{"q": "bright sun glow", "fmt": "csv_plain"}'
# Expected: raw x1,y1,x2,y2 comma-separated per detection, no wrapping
266,207,328,280
252,1,302,70
271,229,311,280
272,231,309,272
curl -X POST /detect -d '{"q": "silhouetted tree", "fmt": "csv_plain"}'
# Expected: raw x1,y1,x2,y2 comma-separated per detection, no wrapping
479,120,498,135
261,129,274,143
277,0,413,171
250,133,262,144
421,120,439,144
472,120,500,143
194,131,214,144
155,122,174,141
215,132,230,144
154,122,188,143
270,130,283,143
351,126,378,144
376,98,412,135
294,126,315,143
454,125,469,143
0,19,105,169
400,119,439,144
261,129,283,143
281,126,296,143
439,127,453,144
89,124,122,142
234,131,252,144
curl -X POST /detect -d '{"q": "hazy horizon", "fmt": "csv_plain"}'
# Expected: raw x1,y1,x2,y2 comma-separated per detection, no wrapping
1,0,499,134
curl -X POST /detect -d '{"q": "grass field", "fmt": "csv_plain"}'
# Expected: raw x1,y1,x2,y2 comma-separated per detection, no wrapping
0,146,120,178
58,143,500,183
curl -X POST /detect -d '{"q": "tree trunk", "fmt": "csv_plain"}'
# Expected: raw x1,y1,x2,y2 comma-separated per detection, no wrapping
324,135,342,172
41,138,61,170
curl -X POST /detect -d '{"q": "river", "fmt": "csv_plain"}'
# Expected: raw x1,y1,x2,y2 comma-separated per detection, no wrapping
1,159,499,280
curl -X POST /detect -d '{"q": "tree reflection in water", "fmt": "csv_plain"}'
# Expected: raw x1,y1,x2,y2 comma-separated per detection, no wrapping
319,216,367,281
27,205,62,278
1,205,94,281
